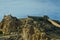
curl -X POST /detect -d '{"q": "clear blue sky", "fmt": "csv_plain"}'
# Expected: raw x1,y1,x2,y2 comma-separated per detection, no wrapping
0,0,60,21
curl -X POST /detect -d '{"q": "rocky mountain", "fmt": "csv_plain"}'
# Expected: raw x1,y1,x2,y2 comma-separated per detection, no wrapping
0,15,60,40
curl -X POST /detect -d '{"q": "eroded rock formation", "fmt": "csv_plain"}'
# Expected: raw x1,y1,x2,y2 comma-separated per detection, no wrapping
0,15,60,40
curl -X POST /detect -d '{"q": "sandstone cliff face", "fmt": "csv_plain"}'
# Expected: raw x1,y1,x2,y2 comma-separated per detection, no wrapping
0,15,60,40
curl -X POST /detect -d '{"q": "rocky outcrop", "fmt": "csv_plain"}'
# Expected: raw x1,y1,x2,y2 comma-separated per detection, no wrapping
0,15,21,34
0,15,60,40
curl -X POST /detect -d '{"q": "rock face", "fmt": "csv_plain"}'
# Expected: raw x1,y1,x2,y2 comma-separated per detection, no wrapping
0,15,60,40
0,15,21,34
